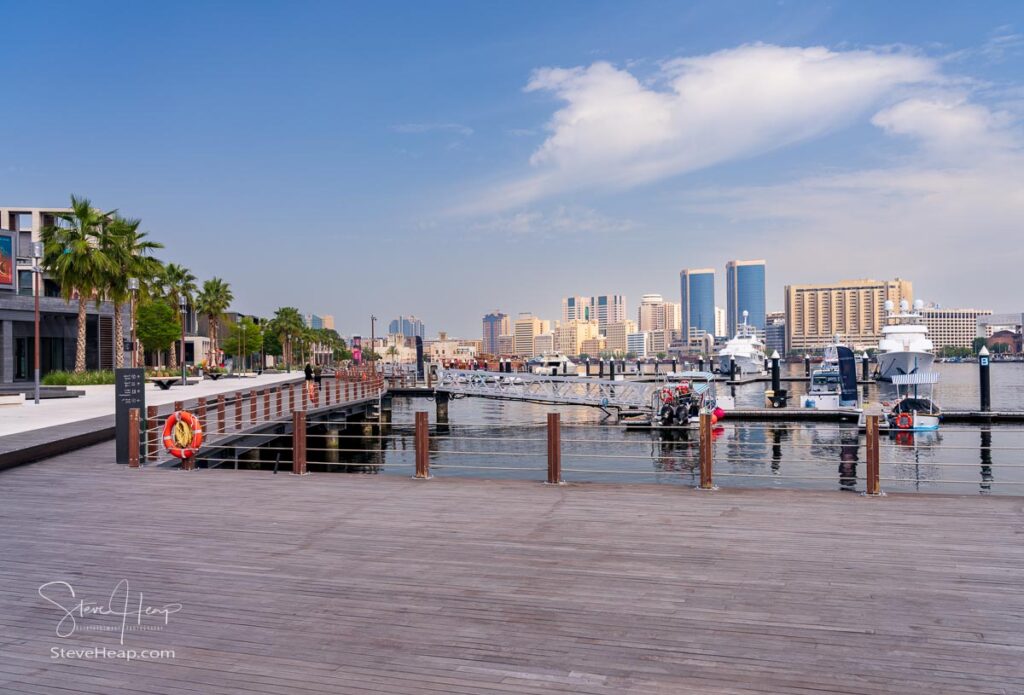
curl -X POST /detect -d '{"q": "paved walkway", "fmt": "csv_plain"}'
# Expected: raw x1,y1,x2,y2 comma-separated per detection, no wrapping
0,371,301,438
0,441,1021,694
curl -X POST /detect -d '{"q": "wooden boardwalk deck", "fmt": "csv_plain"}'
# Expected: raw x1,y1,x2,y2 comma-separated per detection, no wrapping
1,441,1022,694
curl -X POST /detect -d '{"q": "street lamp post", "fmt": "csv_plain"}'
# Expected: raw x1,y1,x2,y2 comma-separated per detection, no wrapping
179,294,187,386
31,242,43,405
127,278,139,368
370,315,377,364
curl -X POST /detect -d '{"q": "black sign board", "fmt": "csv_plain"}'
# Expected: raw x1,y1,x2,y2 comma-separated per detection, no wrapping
415,336,424,380
115,368,146,464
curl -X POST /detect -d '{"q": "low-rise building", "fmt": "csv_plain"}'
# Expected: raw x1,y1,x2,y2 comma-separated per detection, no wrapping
920,308,992,350
627,331,649,358
605,319,637,356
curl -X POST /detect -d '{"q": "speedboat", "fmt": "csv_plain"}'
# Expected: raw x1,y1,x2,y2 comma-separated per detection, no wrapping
718,310,766,376
876,300,934,381
801,341,861,413
530,353,576,376
651,371,730,428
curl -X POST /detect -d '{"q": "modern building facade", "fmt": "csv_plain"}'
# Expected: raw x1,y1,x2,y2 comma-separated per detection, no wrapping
306,314,324,330
680,268,715,340
481,311,510,355
605,319,637,356
726,259,766,335
321,315,335,330
497,334,514,355
534,332,555,356
920,308,992,350
784,278,913,353
561,296,593,324
555,319,600,356
388,315,425,339
591,294,626,334
0,207,123,382
636,295,680,333
512,313,550,358
765,311,786,357
627,331,649,358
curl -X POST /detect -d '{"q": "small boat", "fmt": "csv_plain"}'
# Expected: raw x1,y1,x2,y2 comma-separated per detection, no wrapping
651,371,730,428
801,342,861,413
718,311,766,376
859,372,941,432
876,300,935,381
530,353,576,376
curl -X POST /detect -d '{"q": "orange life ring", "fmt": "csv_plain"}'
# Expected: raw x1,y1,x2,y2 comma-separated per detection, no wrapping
675,383,690,395
163,410,204,459
895,412,913,430
660,389,674,403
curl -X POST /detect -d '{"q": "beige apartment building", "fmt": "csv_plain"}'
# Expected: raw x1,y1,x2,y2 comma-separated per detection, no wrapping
605,319,637,356
580,336,606,356
556,319,600,356
921,308,991,349
497,334,514,355
784,278,913,352
513,314,551,358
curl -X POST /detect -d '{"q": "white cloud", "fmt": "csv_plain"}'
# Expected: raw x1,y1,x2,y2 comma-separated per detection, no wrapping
393,122,473,136
471,205,637,238
871,96,1020,158
461,43,939,213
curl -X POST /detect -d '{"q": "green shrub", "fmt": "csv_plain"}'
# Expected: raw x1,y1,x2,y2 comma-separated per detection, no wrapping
42,370,118,386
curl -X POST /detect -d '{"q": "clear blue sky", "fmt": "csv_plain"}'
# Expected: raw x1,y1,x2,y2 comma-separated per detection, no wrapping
2,1,1022,337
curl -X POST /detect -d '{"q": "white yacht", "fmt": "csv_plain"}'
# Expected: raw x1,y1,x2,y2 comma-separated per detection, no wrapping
876,300,934,381
718,311,766,375
530,353,576,376
801,340,861,412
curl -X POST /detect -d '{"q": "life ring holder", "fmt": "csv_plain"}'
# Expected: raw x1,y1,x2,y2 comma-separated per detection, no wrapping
163,410,204,460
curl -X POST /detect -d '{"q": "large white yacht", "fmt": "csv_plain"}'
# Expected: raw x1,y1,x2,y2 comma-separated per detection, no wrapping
876,300,934,381
717,311,766,375
530,353,576,376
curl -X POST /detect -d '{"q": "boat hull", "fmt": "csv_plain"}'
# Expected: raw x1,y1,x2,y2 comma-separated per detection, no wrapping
876,351,934,381
718,354,765,376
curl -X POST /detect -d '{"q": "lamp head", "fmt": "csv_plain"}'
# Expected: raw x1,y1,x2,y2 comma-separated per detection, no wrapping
179,295,187,308
30,241,43,260
127,278,139,291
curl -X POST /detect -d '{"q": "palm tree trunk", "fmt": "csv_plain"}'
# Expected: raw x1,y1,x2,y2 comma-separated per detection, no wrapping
113,303,124,369
168,339,178,369
75,294,88,373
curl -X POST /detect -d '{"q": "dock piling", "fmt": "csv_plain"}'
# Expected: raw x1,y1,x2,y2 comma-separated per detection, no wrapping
414,411,431,479
864,414,882,496
698,412,715,490
546,412,562,484
128,408,140,468
979,346,991,412
292,410,307,475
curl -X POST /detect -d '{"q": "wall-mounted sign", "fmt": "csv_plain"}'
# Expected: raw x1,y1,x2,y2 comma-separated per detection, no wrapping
0,232,16,291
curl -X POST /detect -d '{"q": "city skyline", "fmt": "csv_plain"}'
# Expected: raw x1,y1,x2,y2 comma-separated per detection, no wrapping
2,2,1023,338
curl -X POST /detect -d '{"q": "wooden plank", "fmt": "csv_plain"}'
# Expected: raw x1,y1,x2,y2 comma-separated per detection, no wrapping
0,441,1020,694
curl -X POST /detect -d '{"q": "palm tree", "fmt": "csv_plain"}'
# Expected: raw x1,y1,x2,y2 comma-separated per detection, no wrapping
160,263,197,369
101,216,163,368
40,195,116,373
194,278,233,367
268,307,304,370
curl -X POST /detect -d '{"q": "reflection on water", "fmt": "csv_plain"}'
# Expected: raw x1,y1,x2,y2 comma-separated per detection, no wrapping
367,396,1024,495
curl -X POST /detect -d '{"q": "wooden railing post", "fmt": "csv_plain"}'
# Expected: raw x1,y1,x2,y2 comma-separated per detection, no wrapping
276,387,282,417
414,411,431,479
865,414,883,496
698,411,716,490
146,405,159,461
292,410,307,475
250,390,258,422
217,395,226,434
289,384,295,414
263,389,271,420
302,382,308,409
128,408,141,468
234,391,243,430
335,376,340,402
546,412,562,484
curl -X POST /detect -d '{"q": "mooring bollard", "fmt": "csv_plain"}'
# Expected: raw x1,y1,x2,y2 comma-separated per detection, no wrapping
698,356,705,373
729,358,737,381
864,414,882,496
979,346,991,412
698,412,715,490
547,412,562,484
128,408,140,468
414,411,431,479
292,410,307,475
804,355,811,377
146,405,159,461
861,353,870,382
